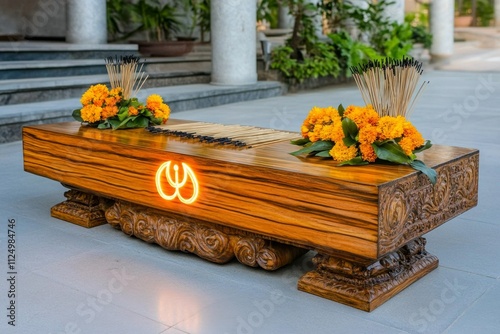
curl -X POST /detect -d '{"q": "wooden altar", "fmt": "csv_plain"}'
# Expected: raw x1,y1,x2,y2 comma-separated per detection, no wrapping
22,120,479,311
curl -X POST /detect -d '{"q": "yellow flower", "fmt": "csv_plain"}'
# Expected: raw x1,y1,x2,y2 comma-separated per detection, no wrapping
358,124,378,145
377,116,405,140
128,106,139,116
344,105,379,128
101,105,118,119
146,94,164,111
80,104,102,123
154,103,171,122
399,121,425,154
80,84,109,107
301,106,341,142
329,142,358,162
359,143,377,162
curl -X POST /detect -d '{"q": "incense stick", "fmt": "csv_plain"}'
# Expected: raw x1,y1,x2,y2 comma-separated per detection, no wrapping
148,122,299,148
105,56,148,100
350,57,429,118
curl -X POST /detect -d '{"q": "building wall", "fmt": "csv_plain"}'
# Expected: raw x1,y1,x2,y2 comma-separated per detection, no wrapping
0,0,66,38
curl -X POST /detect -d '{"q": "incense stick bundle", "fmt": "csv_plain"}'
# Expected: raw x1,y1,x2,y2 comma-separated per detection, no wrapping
148,122,299,148
105,56,149,100
350,57,429,118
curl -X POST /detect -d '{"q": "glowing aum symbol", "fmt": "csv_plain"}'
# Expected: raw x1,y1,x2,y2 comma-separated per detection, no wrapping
155,161,199,204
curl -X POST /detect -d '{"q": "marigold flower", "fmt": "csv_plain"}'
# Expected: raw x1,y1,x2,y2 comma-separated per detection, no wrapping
301,106,341,142
358,124,378,145
359,143,377,162
344,105,379,127
80,84,109,107
329,142,358,162
128,106,139,116
101,105,119,119
377,116,405,140
146,94,164,111
80,104,102,123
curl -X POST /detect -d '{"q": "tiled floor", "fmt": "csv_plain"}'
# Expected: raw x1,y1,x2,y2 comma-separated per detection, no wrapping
1,57,500,333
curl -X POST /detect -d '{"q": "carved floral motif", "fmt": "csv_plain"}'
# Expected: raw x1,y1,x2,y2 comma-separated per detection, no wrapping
379,154,479,255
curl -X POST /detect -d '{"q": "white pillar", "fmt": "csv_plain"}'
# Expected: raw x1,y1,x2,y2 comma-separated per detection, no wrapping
495,0,500,27
383,0,405,24
430,0,454,60
211,0,257,85
66,0,107,44
278,4,293,29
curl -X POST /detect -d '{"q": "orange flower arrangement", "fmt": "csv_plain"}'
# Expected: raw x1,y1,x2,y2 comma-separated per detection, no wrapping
291,104,436,184
73,84,170,130
72,55,170,130
291,57,436,184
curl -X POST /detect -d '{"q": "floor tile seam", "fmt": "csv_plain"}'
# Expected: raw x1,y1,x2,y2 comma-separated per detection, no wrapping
440,284,495,334
437,264,499,280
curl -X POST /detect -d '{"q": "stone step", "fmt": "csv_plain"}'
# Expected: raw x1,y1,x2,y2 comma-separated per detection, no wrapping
0,55,211,80
0,41,212,61
0,81,286,143
0,41,139,61
0,70,212,105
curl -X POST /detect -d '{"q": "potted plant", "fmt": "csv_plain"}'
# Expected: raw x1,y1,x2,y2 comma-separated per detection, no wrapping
454,0,473,27
127,0,194,57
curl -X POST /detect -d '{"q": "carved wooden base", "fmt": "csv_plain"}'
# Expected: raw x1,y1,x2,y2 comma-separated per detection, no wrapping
105,201,307,270
51,188,108,228
297,237,439,312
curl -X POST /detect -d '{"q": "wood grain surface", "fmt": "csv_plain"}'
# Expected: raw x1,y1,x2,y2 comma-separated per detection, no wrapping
23,120,479,261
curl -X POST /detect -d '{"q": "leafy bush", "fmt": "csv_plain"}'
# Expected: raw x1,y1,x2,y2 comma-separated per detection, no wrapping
270,43,340,82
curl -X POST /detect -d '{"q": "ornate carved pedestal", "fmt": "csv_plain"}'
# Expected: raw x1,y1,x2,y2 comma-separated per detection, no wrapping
105,201,307,270
51,188,108,228
298,238,438,311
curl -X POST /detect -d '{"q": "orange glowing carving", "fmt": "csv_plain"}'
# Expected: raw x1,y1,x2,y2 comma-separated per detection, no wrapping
155,161,199,204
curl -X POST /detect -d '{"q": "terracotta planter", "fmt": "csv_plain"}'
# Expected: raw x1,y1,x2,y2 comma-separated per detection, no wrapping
454,16,473,27
136,41,194,57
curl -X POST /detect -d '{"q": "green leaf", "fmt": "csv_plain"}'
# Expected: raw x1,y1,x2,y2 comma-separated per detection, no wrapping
315,150,332,158
97,121,110,129
117,108,129,121
133,116,149,128
338,104,345,117
412,140,433,154
372,141,411,164
290,137,311,146
338,156,369,166
289,140,333,156
343,136,357,147
108,118,122,129
410,159,437,185
342,117,358,142
72,109,83,122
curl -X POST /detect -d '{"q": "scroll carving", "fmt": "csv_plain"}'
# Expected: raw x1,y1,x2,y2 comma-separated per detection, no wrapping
379,153,479,255
298,237,439,311
106,201,306,270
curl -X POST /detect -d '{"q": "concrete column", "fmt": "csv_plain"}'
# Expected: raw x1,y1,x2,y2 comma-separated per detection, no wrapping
211,0,257,85
66,0,107,44
278,4,293,29
383,0,405,24
430,0,454,60
495,0,500,27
